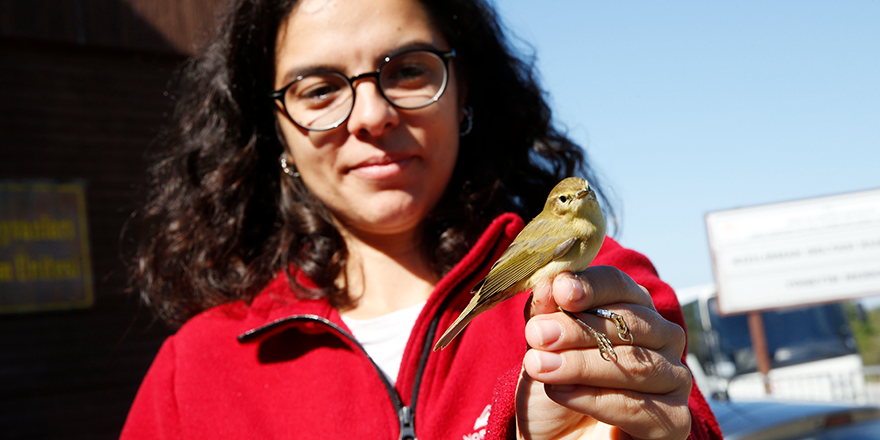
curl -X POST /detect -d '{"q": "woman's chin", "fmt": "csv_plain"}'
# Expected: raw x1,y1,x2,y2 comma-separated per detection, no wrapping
337,200,430,238
346,212,423,237
324,185,446,239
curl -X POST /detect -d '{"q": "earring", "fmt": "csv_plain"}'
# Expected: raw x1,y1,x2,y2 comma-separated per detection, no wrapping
459,106,474,137
280,152,300,178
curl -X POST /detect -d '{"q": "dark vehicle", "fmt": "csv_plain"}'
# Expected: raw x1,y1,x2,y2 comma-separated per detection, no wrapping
678,285,865,401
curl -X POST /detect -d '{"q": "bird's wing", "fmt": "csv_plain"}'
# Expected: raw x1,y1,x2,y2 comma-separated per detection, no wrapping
434,219,576,351
474,218,572,298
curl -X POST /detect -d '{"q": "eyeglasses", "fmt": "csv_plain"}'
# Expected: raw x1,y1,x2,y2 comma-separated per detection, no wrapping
272,49,456,131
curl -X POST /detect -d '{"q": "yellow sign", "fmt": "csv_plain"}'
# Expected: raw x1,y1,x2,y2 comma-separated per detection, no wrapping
0,183,93,312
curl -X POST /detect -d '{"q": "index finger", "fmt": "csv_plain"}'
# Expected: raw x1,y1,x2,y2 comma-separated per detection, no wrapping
554,266,655,313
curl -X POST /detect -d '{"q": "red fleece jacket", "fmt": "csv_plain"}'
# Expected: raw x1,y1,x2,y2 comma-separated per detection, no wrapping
121,213,722,440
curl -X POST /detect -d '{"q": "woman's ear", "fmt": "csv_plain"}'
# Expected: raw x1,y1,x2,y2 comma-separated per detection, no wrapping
454,63,468,120
457,84,468,122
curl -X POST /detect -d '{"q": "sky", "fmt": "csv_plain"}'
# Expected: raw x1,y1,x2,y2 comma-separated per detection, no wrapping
492,1,880,295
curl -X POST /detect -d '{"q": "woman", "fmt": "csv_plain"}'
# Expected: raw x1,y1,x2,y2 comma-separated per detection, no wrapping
123,0,722,438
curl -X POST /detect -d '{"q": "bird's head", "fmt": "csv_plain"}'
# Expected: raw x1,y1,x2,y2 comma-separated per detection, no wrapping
544,177,605,225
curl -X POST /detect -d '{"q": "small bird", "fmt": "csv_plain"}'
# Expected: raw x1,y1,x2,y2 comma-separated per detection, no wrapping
434,177,608,351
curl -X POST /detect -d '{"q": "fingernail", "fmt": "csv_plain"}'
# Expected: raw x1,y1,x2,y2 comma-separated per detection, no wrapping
530,350,563,373
568,277,583,302
530,319,562,347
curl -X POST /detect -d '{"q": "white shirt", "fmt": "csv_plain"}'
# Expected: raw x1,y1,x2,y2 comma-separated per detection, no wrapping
341,301,426,385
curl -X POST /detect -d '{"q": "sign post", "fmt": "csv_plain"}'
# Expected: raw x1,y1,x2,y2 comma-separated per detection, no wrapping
746,311,772,395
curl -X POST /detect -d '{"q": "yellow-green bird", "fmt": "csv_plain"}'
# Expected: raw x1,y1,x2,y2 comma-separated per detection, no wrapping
433,177,607,351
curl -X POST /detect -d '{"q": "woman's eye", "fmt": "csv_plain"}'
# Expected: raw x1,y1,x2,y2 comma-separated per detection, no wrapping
293,79,345,109
385,63,431,86
300,84,339,101
395,64,429,79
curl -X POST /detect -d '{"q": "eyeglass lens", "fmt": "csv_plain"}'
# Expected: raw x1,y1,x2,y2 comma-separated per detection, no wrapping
282,50,449,131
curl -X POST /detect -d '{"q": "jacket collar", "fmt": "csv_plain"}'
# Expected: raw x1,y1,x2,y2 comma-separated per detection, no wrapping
237,213,526,343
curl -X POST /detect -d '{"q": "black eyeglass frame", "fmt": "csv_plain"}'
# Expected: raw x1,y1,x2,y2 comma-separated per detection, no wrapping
271,49,456,132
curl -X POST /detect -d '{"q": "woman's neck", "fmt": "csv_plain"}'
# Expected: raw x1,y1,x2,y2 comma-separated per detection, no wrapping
337,225,438,320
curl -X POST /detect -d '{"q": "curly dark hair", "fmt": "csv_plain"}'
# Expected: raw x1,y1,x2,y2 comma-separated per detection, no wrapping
131,0,613,325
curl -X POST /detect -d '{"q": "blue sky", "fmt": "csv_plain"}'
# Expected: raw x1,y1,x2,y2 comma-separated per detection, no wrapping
493,1,880,293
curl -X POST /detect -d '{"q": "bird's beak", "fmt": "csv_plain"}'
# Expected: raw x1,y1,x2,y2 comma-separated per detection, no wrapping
575,188,592,200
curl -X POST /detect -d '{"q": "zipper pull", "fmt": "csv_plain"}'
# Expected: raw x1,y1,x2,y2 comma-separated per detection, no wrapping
398,406,417,440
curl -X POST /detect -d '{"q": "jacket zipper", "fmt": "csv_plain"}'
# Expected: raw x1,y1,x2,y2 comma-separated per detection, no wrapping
323,316,419,440
239,313,441,440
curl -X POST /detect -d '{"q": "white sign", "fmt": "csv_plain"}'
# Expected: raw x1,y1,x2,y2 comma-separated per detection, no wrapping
706,188,880,315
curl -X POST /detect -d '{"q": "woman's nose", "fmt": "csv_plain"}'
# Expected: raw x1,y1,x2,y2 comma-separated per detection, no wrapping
345,80,399,138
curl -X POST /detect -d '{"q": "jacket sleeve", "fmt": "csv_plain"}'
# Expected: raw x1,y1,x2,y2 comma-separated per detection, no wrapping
120,337,182,440
483,238,724,440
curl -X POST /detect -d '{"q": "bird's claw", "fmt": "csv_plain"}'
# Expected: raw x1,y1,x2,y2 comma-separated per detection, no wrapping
586,308,632,344
559,308,617,362
589,326,616,362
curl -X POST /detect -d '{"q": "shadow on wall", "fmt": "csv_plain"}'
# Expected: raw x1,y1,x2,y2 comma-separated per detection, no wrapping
0,0,224,54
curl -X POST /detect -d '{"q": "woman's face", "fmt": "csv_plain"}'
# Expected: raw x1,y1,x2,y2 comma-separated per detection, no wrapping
274,0,463,239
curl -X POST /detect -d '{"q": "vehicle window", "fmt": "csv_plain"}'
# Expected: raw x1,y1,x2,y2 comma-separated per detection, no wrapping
707,299,857,374
682,301,709,365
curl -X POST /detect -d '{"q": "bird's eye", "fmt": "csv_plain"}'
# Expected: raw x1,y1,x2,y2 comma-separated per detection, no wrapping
558,195,568,203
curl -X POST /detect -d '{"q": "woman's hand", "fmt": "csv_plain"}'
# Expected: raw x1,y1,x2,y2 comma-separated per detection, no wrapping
516,266,692,440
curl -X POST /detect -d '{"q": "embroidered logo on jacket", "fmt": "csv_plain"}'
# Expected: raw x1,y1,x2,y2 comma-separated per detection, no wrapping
463,404,491,440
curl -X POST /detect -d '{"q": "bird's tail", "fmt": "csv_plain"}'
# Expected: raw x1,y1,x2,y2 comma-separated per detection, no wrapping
432,302,479,351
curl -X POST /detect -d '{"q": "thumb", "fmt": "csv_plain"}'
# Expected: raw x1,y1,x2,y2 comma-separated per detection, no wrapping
516,365,601,439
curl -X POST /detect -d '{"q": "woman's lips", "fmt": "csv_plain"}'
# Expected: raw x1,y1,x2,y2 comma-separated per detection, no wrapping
347,155,415,180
